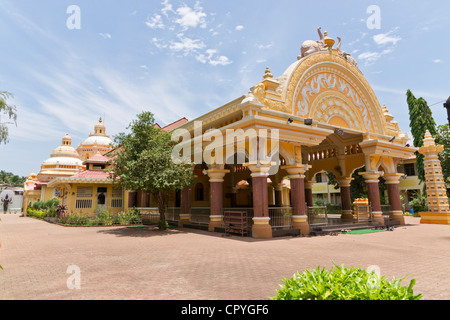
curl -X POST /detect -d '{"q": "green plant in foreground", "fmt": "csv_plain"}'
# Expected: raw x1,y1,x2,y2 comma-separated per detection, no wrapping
270,264,422,300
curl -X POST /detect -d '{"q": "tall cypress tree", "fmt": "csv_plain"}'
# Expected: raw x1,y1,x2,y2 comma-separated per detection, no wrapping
406,89,437,184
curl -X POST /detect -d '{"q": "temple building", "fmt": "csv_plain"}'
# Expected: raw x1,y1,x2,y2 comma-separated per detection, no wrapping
76,118,114,161
23,119,114,213
22,29,422,238
165,28,417,238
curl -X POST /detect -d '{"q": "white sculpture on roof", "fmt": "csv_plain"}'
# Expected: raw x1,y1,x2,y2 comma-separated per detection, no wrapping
298,27,329,60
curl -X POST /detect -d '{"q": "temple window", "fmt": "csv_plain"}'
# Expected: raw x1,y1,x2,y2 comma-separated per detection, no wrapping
195,183,204,201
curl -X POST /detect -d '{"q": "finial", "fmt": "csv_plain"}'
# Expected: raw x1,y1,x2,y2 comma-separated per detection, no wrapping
263,67,273,79
99,117,103,123
323,31,335,48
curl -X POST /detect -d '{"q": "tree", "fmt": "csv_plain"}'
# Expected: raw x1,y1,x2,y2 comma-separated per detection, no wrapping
435,124,450,194
0,171,26,187
109,111,195,230
406,90,437,184
0,91,17,145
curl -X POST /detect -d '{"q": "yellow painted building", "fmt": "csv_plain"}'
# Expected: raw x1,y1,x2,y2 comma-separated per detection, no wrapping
23,119,115,215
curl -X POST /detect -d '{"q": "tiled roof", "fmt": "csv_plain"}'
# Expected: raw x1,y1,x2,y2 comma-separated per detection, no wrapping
72,170,111,179
158,117,189,132
84,153,111,164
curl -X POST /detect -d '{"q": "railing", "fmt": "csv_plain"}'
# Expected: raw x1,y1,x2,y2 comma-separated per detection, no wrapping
354,205,372,223
191,207,210,224
135,207,160,224
269,207,293,229
166,207,180,222
222,208,254,227
307,206,328,225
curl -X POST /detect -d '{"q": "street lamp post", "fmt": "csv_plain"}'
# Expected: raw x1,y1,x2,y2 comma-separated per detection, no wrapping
444,97,450,126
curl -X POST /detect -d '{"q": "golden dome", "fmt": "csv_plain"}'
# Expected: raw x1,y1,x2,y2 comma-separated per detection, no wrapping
50,134,80,159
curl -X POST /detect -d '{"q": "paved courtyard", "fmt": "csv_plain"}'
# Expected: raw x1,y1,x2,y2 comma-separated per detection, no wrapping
0,214,449,300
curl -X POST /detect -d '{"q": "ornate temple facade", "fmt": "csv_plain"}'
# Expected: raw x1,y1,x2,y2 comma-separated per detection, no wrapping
171,28,416,238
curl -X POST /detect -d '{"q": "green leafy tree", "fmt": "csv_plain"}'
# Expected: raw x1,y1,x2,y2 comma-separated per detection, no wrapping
435,124,450,194
406,90,437,184
109,111,195,230
0,91,17,145
0,171,26,187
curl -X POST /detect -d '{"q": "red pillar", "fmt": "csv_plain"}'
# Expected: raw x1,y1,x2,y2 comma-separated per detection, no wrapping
290,178,306,216
385,173,405,225
245,161,274,239
338,178,353,220
179,186,192,226
274,184,283,207
359,172,384,225
207,169,229,232
252,177,269,218
366,182,382,213
210,181,223,216
281,164,310,235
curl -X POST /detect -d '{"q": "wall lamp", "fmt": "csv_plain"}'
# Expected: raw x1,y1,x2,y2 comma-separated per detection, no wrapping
334,128,344,136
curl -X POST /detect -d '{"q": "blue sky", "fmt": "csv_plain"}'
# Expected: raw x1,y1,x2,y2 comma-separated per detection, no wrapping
1,0,449,177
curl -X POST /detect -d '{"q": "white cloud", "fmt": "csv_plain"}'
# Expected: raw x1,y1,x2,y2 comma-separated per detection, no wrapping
209,55,232,66
151,37,168,49
358,51,382,63
161,0,174,17
174,2,207,30
433,59,442,63
373,30,402,46
145,14,165,29
256,43,274,50
99,33,111,39
358,29,401,66
235,25,244,31
196,49,232,66
169,34,206,55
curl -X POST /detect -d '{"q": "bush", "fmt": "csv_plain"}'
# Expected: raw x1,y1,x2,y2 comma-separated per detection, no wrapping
326,203,342,214
409,193,428,213
270,264,422,300
313,198,325,207
29,199,60,217
27,209,46,220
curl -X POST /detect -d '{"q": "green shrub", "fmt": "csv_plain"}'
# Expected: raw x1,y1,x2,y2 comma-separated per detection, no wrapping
409,193,428,214
270,264,422,300
27,209,46,219
158,220,169,229
63,214,89,226
313,198,325,207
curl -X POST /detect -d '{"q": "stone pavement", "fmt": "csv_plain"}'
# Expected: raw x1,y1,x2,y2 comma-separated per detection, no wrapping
0,214,449,300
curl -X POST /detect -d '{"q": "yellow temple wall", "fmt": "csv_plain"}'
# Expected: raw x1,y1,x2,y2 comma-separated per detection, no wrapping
65,183,123,216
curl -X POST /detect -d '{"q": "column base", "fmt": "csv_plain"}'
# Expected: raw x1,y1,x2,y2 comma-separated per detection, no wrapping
292,215,310,236
178,214,192,227
252,217,272,239
340,210,354,221
208,215,223,232
372,212,385,225
390,211,405,225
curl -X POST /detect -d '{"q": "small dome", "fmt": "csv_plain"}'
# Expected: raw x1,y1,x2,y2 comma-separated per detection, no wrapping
80,135,113,147
78,117,113,148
